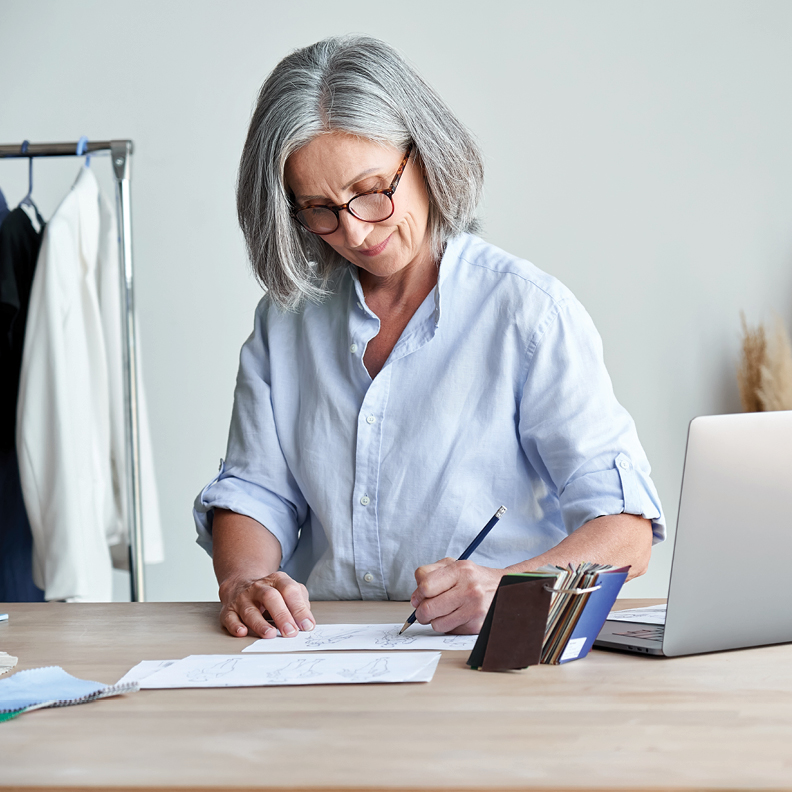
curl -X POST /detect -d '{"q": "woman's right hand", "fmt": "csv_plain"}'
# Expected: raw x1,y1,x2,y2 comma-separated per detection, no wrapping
218,571,316,639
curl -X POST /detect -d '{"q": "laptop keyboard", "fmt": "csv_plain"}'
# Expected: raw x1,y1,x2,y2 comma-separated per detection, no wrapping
613,626,665,642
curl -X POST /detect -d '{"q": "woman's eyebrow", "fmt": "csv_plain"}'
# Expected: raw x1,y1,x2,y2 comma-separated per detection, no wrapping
295,166,383,202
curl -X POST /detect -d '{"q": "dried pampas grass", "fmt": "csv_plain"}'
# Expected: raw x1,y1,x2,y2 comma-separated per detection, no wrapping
737,312,767,412
738,312,792,412
758,317,792,411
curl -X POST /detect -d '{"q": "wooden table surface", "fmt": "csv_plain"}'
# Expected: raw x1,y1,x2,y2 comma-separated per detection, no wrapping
0,599,791,791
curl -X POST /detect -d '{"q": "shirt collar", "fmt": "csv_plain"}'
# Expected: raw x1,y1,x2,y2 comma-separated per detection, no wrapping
433,233,467,327
347,233,467,328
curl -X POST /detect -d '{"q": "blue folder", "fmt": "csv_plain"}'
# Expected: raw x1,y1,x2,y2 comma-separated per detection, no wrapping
557,566,629,663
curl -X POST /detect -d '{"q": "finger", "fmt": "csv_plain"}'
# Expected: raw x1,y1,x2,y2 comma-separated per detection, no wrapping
414,557,455,585
415,559,465,600
272,575,316,632
431,600,490,635
443,620,484,635
221,608,249,638
414,584,468,626
257,584,303,637
224,600,277,639
238,600,279,639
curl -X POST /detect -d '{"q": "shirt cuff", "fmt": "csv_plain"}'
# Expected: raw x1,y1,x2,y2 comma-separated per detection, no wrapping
193,460,300,564
559,453,666,543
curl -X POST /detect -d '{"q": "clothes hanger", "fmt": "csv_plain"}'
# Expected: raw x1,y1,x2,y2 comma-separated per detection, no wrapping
76,135,91,167
17,140,45,230
18,140,38,212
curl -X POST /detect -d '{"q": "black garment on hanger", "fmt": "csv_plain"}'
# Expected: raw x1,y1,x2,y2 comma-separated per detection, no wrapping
0,206,44,450
0,205,45,601
0,187,9,228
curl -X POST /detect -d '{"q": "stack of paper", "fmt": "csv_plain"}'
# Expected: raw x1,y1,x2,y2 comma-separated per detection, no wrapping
0,652,17,678
117,624,456,689
125,652,440,689
606,604,666,624
242,623,475,653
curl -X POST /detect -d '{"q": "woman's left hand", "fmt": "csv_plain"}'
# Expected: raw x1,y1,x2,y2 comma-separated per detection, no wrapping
410,558,504,634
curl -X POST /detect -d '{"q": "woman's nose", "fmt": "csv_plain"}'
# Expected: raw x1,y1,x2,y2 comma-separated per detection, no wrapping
337,210,372,247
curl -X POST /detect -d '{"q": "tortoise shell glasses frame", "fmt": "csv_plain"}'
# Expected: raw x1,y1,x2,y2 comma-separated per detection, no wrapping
292,144,414,236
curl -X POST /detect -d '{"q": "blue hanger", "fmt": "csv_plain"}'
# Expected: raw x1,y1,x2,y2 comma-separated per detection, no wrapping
76,135,91,167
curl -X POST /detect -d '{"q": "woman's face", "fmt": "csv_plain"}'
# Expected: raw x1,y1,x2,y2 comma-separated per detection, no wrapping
285,132,433,282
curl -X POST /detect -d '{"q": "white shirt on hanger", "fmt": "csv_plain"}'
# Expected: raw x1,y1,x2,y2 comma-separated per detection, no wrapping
16,165,163,602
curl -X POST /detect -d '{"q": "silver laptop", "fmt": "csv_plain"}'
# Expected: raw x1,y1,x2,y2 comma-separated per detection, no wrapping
595,411,792,657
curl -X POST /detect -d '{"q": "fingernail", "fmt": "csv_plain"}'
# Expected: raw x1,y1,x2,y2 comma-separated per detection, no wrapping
236,626,245,635
264,626,277,638
283,623,298,637
410,597,418,607
300,619,314,632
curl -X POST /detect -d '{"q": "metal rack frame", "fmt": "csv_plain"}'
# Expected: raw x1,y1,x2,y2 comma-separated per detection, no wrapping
0,139,145,602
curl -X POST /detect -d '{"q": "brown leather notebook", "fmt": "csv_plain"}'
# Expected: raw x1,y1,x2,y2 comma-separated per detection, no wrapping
466,574,555,672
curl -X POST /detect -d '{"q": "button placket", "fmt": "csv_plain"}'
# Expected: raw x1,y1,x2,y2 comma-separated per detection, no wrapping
350,369,390,600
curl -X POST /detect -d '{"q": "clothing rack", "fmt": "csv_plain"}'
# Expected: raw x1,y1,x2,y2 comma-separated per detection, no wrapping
0,139,146,602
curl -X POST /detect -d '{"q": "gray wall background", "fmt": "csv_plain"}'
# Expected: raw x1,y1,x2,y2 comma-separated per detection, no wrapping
1,1,791,601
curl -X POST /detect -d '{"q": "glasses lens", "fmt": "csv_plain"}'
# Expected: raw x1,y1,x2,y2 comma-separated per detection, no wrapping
348,193,393,223
297,206,338,234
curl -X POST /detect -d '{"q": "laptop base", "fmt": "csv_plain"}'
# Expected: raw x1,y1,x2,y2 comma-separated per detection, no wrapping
594,621,666,656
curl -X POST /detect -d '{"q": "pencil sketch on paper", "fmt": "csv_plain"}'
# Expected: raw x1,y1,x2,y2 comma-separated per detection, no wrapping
242,623,477,653
373,630,418,648
442,635,473,646
264,658,324,681
138,652,442,688
303,627,367,648
337,657,391,681
186,657,241,683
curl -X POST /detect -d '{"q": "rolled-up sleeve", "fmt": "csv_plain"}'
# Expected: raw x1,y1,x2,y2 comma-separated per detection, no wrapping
193,300,308,564
519,297,665,543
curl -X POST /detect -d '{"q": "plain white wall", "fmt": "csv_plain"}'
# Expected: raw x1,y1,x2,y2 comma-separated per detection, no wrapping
1,0,791,601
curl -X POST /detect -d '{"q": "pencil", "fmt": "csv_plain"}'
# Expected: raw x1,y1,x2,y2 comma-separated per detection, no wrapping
398,505,507,635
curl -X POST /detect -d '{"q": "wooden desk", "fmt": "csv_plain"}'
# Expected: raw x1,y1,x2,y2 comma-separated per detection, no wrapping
1,600,791,791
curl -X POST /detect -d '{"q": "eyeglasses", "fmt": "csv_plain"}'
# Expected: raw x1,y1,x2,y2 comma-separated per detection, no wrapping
292,144,413,236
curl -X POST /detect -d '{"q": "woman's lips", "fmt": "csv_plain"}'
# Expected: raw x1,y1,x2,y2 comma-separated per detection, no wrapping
357,234,392,257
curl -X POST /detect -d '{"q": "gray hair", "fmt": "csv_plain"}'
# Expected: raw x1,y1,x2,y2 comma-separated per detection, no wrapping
236,35,484,311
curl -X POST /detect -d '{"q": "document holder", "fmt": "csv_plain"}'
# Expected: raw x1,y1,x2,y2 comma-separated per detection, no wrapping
466,574,553,672
541,566,629,664
467,565,630,671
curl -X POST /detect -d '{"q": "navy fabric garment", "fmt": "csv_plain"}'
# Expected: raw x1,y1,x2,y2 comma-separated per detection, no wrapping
0,448,44,601
0,205,45,602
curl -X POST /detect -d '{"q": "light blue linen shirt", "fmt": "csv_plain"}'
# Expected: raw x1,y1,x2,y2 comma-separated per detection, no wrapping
194,233,664,601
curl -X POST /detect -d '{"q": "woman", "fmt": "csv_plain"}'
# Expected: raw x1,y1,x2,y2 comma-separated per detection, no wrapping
194,35,664,640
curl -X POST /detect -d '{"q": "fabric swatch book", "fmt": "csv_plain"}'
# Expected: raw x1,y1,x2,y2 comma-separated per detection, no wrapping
467,563,629,671
0,666,138,722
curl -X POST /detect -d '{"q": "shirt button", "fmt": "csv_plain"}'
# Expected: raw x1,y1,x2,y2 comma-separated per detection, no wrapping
360,495,370,506
357,301,363,309
350,343,358,353
619,459,630,470
366,415,376,425
363,572,374,583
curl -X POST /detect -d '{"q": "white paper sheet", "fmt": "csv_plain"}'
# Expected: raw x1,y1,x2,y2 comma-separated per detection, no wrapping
242,623,476,653
137,652,441,688
607,604,666,625
116,660,178,686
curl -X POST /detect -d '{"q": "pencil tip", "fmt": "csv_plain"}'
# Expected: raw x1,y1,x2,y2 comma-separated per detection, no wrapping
398,622,409,635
